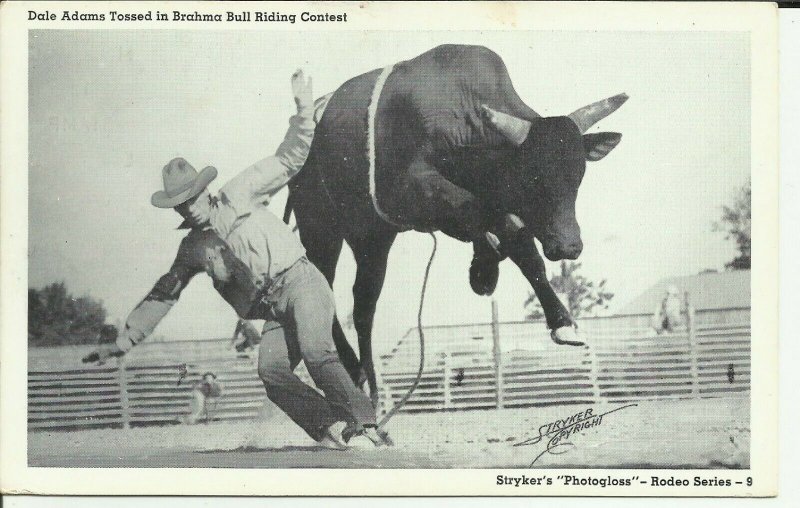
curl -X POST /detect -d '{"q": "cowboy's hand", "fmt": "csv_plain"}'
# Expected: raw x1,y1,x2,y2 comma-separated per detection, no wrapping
82,343,125,365
291,69,313,110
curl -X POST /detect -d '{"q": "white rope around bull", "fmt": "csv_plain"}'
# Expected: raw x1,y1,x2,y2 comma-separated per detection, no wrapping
367,64,412,230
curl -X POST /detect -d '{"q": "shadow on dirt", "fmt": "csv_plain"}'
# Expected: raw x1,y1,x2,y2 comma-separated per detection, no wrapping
196,445,348,454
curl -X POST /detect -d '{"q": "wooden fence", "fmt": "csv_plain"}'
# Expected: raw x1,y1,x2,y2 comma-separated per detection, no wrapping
377,321,750,413
28,356,301,431
28,314,750,432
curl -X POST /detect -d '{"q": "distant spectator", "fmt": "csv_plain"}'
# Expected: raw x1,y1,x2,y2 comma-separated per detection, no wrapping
183,372,222,425
229,319,261,353
176,363,189,386
651,285,684,334
454,368,465,387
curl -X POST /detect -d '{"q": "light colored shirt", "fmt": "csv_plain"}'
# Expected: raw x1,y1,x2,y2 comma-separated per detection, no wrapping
208,203,306,285
210,94,332,284
117,94,331,352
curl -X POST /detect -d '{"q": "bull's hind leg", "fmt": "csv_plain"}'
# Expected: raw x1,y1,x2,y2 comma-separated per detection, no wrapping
346,232,396,409
292,189,363,385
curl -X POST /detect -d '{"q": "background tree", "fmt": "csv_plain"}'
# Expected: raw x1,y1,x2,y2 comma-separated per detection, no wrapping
524,261,614,320
714,179,751,270
28,282,108,347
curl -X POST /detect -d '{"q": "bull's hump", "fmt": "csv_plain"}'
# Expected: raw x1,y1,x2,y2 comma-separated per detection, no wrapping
425,44,503,67
398,45,519,150
327,68,383,116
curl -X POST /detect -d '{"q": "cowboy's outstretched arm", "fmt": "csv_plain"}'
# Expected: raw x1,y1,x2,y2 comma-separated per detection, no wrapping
117,258,199,353
220,70,331,209
83,244,201,364
117,274,184,352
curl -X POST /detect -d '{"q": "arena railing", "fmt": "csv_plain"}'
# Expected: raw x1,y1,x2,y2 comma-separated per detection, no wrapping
27,309,749,431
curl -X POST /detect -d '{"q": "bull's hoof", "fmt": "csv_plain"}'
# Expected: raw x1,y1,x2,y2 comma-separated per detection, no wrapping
469,257,500,296
377,428,395,446
550,326,585,347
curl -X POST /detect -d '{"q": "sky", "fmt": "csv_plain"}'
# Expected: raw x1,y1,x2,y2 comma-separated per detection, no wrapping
28,30,750,355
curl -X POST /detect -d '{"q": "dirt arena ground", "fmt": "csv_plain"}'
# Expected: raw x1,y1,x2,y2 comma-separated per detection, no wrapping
28,397,749,469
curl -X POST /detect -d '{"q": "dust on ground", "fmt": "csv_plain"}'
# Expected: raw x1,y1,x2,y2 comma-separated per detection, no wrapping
28,397,749,468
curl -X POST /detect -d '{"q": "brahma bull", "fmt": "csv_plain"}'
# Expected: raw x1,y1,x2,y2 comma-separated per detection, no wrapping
288,44,627,405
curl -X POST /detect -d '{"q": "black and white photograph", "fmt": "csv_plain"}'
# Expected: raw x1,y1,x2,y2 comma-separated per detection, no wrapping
0,0,779,497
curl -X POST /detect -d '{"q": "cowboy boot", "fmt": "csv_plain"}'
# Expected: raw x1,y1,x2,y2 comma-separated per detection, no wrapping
469,235,503,296
342,424,393,447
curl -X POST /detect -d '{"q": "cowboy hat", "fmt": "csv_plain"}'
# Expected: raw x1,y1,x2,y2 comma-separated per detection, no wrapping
151,157,218,208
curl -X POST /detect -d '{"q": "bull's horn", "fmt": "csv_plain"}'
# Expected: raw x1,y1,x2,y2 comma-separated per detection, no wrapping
481,105,531,146
567,93,629,133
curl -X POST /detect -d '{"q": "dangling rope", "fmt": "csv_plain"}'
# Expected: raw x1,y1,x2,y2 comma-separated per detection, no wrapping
378,231,437,429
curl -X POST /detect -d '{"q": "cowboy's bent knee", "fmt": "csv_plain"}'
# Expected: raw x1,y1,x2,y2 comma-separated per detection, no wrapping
302,346,341,370
257,361,291,387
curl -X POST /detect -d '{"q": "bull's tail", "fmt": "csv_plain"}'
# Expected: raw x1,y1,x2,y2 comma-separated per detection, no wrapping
282,191,293,225
282,92,335,228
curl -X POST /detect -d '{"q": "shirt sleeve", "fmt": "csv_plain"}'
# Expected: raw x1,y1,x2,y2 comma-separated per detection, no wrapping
218,93,332,211
116,240,202,352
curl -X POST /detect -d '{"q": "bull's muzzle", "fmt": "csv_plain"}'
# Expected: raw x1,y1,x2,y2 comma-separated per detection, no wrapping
543,237,583,261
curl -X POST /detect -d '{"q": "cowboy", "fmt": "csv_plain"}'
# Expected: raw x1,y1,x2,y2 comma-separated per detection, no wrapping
230,319,262,353
651,285,685,334
84,71,383,449
184,372,223,425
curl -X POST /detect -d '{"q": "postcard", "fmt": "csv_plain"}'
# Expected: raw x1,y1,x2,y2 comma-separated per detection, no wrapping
0,0,778,496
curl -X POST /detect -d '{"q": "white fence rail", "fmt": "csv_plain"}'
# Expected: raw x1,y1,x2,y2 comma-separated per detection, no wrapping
29,320,750,432
28,357,282,431
376,322,750,413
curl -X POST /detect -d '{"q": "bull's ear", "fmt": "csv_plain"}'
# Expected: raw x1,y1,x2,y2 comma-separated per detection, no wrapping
582,132,622,162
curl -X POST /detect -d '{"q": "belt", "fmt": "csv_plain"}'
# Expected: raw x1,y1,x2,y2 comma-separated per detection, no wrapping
244,257,306,319
262,256,307,297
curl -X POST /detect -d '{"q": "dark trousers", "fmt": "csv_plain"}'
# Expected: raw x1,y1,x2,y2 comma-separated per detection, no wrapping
256,258,376,440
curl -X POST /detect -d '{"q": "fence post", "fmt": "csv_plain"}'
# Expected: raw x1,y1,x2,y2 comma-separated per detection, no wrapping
491,299,503,409
588,342,602,404
442,353,452,410
374,360,387,416
118,358,131,429
685,292,700,395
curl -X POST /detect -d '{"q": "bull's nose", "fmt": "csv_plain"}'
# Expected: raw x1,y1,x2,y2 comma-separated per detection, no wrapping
562,246,582,260
565,239,583,259
544,239,583,261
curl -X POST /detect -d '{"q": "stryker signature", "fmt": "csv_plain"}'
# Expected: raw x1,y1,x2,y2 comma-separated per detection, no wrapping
514,404,638,466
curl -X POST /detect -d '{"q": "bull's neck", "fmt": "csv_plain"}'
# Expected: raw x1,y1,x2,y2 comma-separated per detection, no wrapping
433,144,518,204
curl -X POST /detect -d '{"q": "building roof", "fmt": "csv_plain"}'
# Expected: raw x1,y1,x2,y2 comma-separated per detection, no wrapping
619,269,750,315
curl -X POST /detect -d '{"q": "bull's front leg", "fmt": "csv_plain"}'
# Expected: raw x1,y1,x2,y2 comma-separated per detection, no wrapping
406,164,581,346
494,218,583,346
470,235,505,296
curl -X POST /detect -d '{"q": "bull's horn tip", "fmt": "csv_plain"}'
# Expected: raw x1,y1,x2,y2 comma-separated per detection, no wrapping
615,93,629,103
